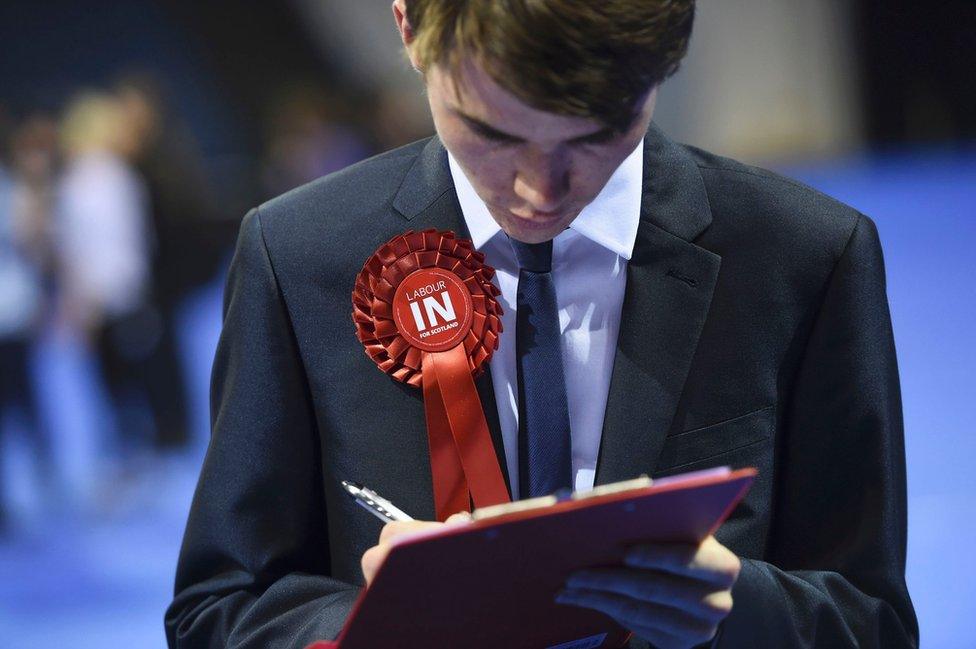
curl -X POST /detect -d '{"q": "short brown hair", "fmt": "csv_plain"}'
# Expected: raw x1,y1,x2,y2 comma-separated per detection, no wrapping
405,0,695,132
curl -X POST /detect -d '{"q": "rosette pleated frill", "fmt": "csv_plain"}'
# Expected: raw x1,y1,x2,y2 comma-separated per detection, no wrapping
352,229,510,520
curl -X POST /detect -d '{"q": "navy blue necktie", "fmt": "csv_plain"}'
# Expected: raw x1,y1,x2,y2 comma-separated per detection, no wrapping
510,237,573,499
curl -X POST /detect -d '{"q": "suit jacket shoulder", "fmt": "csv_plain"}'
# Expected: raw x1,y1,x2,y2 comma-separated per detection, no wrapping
257,136,429,244
246,138,440,327
686,143,863,270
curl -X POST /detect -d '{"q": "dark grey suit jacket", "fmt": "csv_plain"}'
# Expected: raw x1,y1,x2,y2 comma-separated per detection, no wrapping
165,123,919,648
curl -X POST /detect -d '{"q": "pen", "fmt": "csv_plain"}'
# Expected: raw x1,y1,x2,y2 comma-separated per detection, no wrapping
341,480,415,523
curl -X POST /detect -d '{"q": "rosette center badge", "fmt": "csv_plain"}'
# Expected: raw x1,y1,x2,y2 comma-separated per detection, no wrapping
392,268,474,352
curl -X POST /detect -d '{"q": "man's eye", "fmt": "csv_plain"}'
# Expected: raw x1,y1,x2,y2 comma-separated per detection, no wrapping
477,129,520,144
573,131,617,147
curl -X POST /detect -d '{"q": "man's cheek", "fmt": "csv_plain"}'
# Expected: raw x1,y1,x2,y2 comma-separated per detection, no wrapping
468,163,515,203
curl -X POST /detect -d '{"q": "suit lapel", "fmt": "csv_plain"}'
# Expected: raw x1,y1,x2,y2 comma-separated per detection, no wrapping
594,124,722,485
391,136,513,500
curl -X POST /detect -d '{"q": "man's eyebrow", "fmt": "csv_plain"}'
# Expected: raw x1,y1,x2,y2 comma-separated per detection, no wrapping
450,107,619,144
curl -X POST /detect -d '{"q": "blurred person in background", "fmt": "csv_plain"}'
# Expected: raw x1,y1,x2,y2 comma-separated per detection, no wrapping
114,73,218,451
261,82,372,198
0,111,59,530
55,92,157,475
369,83,436,151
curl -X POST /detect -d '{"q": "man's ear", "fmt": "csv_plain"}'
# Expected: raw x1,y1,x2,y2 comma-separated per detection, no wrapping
392,0,422,72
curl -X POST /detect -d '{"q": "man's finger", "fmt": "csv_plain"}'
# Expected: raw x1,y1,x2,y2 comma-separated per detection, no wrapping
624,538,740,587
360,544,389,585
378,519,440,544
555,587,717,643
565,567,732,622
378,514,469,544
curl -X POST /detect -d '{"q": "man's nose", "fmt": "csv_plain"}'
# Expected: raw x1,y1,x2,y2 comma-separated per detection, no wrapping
514,150,570,211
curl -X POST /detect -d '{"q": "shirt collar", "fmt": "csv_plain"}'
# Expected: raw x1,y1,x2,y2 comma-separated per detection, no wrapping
447,138,644,260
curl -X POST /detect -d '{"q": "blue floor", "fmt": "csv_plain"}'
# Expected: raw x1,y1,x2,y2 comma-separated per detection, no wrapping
0,281,222,649
0,148,973,647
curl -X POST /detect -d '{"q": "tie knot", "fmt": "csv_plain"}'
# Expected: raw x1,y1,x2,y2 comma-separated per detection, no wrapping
509,237,553,273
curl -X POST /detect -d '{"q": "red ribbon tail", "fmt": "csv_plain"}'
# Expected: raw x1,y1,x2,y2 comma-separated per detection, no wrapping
427,345,510,510
423,355,471,521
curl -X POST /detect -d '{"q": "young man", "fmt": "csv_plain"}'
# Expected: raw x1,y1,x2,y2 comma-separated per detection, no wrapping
166,1,918,647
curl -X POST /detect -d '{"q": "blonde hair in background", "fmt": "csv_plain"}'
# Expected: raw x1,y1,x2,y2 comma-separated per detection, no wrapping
60,92,126,156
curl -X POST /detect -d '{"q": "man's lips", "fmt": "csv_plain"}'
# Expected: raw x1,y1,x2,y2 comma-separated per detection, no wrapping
509,208,566,225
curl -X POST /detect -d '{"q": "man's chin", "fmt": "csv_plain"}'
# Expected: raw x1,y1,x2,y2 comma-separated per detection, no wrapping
496,211,578,244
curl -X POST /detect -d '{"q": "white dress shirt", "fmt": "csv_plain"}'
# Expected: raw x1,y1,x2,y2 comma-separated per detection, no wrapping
57,151,151,319
447,140,644,499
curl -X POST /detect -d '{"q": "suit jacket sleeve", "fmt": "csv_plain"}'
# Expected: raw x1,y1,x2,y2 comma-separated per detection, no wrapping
717,214,919,647
165,208,359,647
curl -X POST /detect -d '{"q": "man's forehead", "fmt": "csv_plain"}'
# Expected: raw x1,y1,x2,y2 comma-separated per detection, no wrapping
430,57,614,140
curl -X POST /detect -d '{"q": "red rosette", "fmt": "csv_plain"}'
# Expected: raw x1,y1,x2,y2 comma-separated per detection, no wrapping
352,229,503,387
351,229,509,520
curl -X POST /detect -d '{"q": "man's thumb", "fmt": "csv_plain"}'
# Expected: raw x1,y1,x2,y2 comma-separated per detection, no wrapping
446,511,473,523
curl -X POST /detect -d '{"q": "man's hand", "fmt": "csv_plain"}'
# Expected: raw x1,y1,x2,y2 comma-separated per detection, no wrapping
361,512,472,586
557,535,739,649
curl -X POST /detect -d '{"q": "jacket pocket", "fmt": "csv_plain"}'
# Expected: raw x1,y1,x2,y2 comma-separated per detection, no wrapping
655,403,776,473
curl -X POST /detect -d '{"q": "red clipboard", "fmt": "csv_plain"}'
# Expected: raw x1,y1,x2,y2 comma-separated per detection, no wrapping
307,466,755,649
